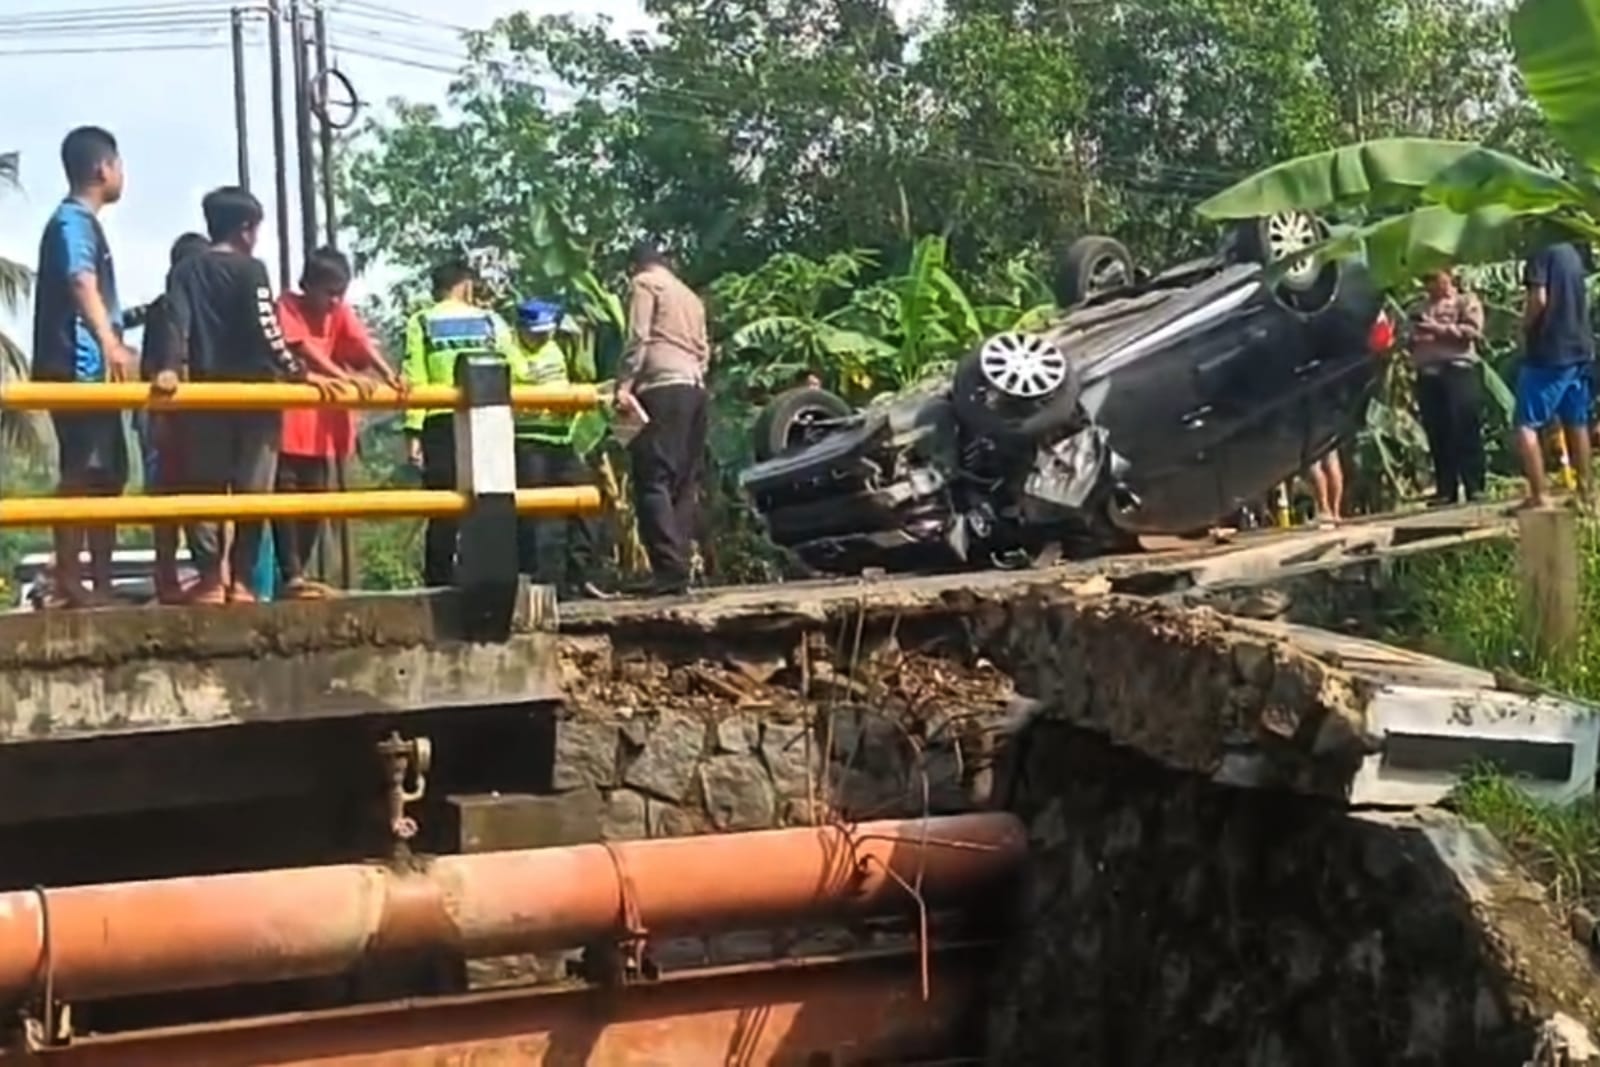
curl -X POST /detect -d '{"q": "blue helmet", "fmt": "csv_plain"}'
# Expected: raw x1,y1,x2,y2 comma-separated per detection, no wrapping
515,298,561,332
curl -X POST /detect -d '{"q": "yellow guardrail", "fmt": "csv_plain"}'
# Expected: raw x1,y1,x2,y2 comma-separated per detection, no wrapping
0,381,598,413
0,489,602,529
0,378,604,530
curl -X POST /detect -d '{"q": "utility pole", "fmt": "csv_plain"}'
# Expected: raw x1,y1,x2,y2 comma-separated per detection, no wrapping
313,4,338,250
230,8,250,189
287,0,339,585
310,3,352,588
289,0,318,261
266,1,292,289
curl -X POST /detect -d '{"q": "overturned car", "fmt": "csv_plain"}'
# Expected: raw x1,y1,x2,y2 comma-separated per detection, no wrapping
738,212,1394,575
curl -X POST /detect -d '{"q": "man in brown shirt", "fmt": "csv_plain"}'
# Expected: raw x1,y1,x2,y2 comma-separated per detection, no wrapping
1410,268,1487,505
616,242,711,596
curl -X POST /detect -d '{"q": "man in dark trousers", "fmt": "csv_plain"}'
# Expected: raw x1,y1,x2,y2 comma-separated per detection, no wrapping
1411,268,1487,506
1514,241,1595,508
616,242,710,597
399,261,517,587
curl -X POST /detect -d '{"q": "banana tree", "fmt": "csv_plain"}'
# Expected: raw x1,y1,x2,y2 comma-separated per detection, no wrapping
0,151,47,466
1196,0,1600,284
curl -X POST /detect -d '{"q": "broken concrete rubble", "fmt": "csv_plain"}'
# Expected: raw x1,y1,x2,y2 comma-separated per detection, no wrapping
562,571,1600,1063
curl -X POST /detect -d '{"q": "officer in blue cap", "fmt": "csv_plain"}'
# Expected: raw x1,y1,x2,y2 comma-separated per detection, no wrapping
510,297,601,597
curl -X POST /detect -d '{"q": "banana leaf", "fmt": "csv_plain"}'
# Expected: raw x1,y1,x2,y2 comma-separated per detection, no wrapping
573,271,625,332
1511,0,1600,171
730,316,896,361
1296,204,1578,286
1196,138,1482,221
570,379,616,459
1482,362,1516,420
1422,147,1587,216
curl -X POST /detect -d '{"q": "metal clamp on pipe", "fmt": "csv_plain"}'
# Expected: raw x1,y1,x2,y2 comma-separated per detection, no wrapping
452,355,521,640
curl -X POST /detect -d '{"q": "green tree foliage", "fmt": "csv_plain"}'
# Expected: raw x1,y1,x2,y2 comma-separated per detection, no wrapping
0,151,48,468
1199,0,1600,284
345,0,1530,286
334,0,1537,577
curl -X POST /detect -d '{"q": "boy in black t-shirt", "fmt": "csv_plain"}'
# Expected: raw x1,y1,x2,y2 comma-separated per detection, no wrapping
161,186,309,605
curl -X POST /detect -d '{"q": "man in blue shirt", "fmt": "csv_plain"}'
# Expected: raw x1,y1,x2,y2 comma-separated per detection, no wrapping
1514,241,1595,508
30,125,136,608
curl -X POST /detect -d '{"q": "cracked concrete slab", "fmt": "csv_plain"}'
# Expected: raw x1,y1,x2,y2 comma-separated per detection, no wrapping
0,584,561,743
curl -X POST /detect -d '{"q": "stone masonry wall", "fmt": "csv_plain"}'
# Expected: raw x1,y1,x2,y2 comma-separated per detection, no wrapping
551,630,1013,841
986,726,1600,1066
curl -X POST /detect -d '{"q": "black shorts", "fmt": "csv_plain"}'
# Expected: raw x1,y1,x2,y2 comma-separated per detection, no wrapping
52,411,129,487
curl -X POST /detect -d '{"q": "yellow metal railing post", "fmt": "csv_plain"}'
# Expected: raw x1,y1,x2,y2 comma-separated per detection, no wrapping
453,355,522,638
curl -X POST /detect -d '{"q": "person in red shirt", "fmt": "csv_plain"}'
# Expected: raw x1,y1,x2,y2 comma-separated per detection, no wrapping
273,247,401,599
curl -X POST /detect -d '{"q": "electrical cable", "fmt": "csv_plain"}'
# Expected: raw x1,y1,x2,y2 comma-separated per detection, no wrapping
0,0,1242,201
0,40,226,56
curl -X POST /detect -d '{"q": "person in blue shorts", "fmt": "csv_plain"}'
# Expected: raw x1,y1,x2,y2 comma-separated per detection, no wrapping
1514,241,1595,508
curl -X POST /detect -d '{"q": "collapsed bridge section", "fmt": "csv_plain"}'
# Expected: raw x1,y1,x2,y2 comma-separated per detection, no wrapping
3,530,1598,1064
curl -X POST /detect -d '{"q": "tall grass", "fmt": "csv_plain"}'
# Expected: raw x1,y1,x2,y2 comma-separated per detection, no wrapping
1386,519,1600,701
1394,524,1600,908
1454,767,1600,911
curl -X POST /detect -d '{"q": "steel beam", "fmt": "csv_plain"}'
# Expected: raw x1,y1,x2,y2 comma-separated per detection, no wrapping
6,946,987,1066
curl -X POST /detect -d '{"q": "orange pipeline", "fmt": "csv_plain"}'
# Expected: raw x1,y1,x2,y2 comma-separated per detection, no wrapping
0,487,602,528
0,381,598,413
0,814,1024,1004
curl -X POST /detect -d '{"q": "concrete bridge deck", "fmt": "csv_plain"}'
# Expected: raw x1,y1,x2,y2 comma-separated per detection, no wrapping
0,497,1557,826
4,498,1600,1063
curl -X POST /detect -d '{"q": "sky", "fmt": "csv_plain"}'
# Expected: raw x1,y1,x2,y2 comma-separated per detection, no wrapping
0,0,655,341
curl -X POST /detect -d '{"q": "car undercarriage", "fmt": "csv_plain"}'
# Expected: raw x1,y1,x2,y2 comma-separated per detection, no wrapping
740,213,1391,576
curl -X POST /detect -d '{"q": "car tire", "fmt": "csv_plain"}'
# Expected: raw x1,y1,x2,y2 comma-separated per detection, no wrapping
1229,211,1340,313
1053,236,1136,307
952,339,1082,443
752,386,853,461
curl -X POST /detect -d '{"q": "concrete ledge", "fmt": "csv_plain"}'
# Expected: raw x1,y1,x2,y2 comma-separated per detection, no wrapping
0,583,556,670
0,585,561,743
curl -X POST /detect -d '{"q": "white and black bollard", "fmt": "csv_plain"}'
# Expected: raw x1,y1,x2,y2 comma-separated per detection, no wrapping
452,355,520,639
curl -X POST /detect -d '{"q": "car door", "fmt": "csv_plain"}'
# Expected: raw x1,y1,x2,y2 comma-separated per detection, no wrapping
1291,265,1387,465
1202,266,1385,517
1092,271,1275,533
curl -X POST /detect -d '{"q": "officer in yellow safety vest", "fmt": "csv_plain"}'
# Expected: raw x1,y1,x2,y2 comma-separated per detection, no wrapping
509,297,603,598
401,260,517,587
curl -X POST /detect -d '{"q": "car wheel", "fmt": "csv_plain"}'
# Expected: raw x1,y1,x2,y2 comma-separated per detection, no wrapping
752,386,853,461
1053,236,1136,306
952,332,1082,443
1230,210,1340,313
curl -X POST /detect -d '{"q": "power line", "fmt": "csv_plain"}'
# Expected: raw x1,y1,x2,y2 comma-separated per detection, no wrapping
0,0,1245,197
333,0,470,37
0,1,235,29
332,23,469,63
335,43,461,77
313,7,1248,189
0,40,227,56
330,41,1229,200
